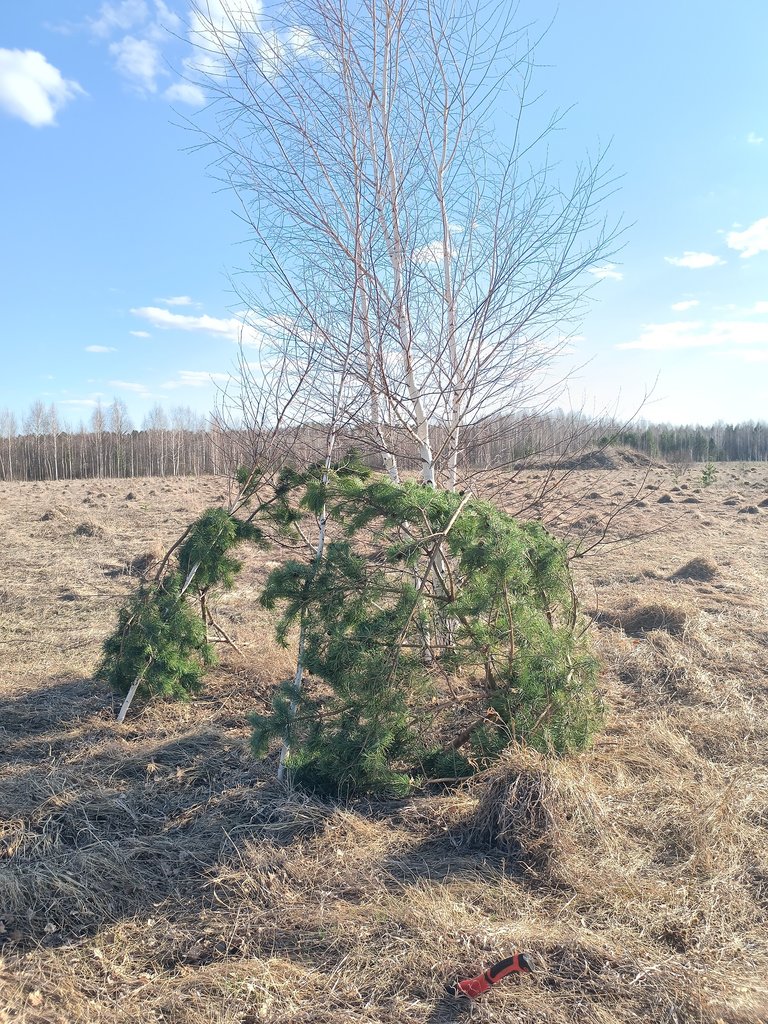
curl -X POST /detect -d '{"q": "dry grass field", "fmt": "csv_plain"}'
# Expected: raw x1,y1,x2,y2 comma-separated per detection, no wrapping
1,462,767,1024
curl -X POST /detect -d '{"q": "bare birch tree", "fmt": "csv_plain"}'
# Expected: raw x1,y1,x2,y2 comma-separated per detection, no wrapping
188,0,620,489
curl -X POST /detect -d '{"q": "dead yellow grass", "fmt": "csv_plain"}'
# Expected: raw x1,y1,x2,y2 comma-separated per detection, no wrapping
1,467,767,1023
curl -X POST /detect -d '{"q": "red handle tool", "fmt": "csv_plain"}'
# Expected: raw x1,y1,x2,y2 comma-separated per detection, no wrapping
452,952,533,999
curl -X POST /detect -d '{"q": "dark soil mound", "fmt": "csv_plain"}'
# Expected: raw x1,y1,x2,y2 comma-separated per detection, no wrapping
670,557,719,582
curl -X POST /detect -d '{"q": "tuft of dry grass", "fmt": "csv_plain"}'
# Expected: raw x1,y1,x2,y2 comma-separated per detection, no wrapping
595,598,690,636
73,519,105,538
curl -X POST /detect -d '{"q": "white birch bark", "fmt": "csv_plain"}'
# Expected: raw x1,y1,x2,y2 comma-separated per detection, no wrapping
116,671,146,724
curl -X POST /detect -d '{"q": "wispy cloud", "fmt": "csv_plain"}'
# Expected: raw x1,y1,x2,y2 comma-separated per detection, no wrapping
587,264,623,281
753,301,768,314
85,345,117,352
94,1,182,96
108,378,150,394
189,1,265,58
617,320,768,351
747,131,764,145
164,81,206,105
671,300,700,312
732,349,768,363
414,241,450,264
187,2,319,82
159,295,197,307
0,49,84,127
109,35,163,93
129,329,151,338
90,0,148,37
726,217,768,259
161,370,231,389
131,305,248,341
664,252,725,269
61,398,100,407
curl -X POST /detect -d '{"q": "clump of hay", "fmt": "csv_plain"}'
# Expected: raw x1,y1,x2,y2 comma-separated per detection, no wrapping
620,602,689,636
597,599,690,637
657,493,673,503
125,491,137,501
682,496,702,504
670,556,719,582
465,746,616,882
758,496,768,508
739,505,760,515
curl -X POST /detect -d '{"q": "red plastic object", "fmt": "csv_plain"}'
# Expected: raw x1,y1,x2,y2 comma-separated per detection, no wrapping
453,952,533,999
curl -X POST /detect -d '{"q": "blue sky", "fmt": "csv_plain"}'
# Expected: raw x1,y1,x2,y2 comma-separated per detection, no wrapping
1,1,767,429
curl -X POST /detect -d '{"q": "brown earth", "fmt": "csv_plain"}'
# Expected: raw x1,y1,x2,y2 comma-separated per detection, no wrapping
1,464,767,1024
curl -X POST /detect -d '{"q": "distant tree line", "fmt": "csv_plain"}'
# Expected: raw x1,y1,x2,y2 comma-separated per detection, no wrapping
0,398,765,482
0,400,232,481
601,421,768,464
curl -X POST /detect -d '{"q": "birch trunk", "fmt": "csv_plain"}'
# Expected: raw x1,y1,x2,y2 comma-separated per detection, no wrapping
369,7,436,486
117,671,145,724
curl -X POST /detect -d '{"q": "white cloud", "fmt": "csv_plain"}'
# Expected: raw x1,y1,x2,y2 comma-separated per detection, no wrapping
90,0,149,38
587,264,623,281
159,295,196,306
664,251,725,269
129,329,151,337
414,241,450,264
109,379,150,393
284,26,314,56
85,345,117,352
94,2,185,100
733,349,768,363
132,305,249,341
109,35,163,92
726,217,768,259
147,1,181,38
161,370,231,389
164,81,205,105
0,49,84,127
747,131,764,145
187,2,315,79
617,319,768,351
189,0,264,57
671,300,700,311
753,301,768,314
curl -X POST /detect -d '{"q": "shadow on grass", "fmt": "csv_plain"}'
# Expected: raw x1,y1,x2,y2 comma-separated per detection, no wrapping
0,677,113,743
423,991,474,1023
0,677,326,953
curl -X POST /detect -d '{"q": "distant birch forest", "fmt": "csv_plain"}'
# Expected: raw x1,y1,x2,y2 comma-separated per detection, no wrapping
0,398,765,482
